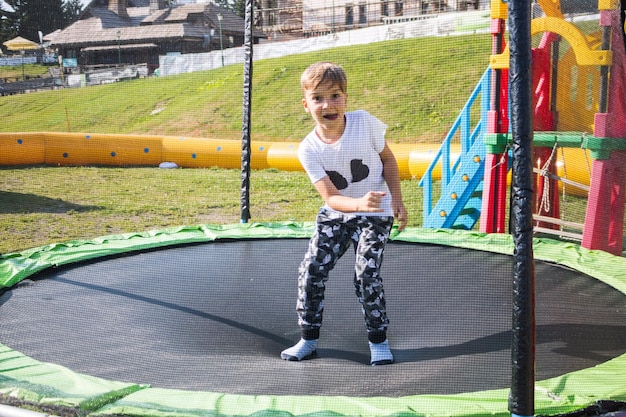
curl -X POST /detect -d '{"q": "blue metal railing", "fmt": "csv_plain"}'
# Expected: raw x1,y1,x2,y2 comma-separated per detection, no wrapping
418,68,491,228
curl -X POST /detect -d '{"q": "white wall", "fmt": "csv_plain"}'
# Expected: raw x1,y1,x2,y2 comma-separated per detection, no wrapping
158,9,489,76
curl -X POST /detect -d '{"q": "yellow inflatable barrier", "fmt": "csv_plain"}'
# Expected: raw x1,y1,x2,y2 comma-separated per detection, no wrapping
266,142,301,172
162,136,273,170
42,132,164,166
0,133,591,194
0,133,45,165
163,136,235,169
265,142,444,180
406,143,460,180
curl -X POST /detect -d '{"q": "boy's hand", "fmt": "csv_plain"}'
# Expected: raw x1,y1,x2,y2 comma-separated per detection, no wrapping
393,201,408,232
358,191,387,212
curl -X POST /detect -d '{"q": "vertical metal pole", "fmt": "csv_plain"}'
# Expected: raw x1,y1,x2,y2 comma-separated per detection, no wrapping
218,13,225,67
332,0,335,34
508,0,536,415
117,30,121,65
240,0,253,223
21,50,25,81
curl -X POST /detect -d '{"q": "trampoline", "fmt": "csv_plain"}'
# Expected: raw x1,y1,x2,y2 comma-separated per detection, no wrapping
1,223,626,417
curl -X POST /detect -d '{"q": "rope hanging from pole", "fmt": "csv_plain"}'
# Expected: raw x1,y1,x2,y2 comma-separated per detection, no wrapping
537,142,558,215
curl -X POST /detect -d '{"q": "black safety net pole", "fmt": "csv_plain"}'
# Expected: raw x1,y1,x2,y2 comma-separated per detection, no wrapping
240,0,253,223
507,0,536,415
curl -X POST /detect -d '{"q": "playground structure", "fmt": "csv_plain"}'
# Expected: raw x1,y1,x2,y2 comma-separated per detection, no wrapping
419,0,626,255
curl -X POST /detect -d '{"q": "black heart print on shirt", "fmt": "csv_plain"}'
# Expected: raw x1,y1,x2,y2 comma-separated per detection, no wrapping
326,159,370,190
327,171,349,190
350,159,369,183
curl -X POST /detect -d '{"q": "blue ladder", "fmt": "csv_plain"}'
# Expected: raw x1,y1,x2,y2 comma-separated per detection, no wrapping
418,68,491,229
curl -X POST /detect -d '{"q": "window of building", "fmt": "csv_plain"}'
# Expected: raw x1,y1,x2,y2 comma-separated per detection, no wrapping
395,1,404,15
359,3,367,24
381,1,389,16
346,4,354,27
266,0,278,26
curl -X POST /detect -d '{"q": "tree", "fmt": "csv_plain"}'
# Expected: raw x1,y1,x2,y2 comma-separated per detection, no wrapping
0,0,83,48
63,0,84,23
213,0,246,18
0,0,20,40
2,0,65,42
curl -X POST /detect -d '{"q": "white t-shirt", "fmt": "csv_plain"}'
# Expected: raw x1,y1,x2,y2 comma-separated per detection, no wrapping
298,110,392,217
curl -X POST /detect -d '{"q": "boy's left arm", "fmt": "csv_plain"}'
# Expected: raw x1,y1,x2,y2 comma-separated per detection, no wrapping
380,144,408,231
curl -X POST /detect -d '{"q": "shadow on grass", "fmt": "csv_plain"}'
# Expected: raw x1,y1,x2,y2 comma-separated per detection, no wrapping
0,191,102,214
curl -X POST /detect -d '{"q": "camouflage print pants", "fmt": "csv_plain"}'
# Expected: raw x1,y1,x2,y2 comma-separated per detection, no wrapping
296,208,393,336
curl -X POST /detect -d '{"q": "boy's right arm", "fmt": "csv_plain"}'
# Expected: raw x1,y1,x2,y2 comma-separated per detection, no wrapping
314,176,386,213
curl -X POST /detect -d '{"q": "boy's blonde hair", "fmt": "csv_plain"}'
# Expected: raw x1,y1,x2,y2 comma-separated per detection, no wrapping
300,62,347,93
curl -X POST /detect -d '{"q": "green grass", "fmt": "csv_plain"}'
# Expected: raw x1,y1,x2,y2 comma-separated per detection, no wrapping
0,34,492,142
0,166,425,253
0,63,52,81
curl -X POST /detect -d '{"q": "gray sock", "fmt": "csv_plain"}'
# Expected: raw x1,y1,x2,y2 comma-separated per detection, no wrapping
369,340,394,365
281,338,318,361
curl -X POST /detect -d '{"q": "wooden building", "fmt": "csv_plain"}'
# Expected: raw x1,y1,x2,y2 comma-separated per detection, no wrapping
51,0,266,72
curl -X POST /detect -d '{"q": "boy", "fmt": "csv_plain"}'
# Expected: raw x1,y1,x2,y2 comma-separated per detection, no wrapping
280,62,408,366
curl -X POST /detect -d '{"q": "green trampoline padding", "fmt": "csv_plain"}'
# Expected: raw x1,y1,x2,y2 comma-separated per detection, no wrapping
1,223,625,417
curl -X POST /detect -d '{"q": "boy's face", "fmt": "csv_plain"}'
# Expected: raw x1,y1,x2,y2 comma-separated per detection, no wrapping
302,80,348,135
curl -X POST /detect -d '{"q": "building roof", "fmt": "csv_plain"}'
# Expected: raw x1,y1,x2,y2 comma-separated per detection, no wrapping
82,43,158,52
141,3,207,24
51,1,265,49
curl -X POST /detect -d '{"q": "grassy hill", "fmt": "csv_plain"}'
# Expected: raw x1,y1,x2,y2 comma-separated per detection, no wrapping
0,33,507,253
0,34,492,143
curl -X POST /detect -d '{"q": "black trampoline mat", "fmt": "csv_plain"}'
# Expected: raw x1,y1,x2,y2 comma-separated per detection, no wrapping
1,239,625,397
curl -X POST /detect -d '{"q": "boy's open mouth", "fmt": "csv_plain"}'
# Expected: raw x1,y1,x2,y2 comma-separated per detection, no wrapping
324,114,339,120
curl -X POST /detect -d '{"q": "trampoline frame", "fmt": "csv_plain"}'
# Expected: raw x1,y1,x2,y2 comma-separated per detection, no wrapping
1,222,626,417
